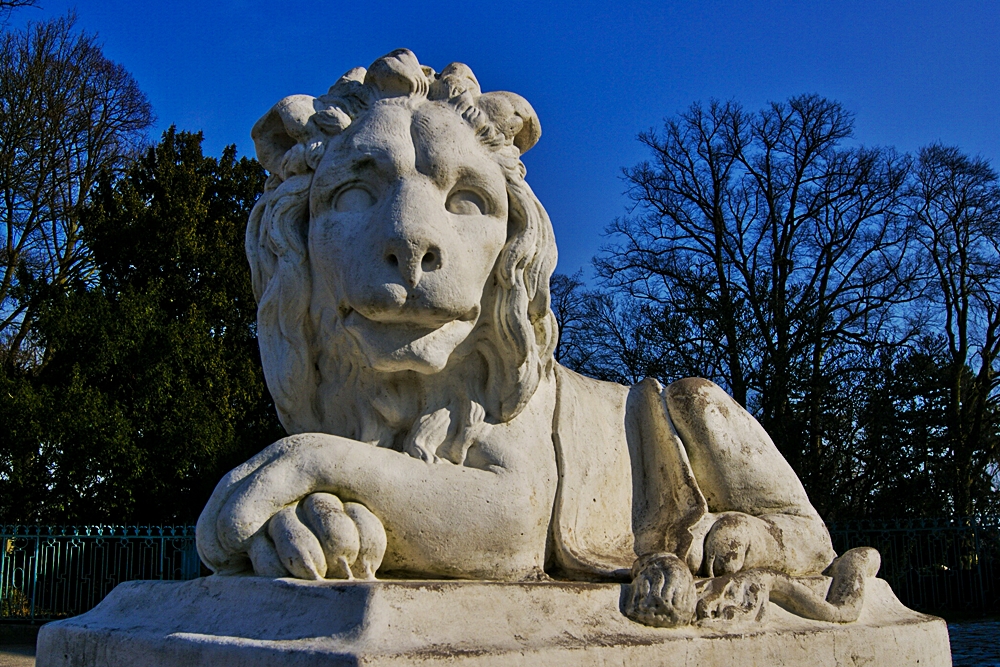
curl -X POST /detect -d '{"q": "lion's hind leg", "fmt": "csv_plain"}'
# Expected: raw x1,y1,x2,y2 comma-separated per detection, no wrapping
768,546,881,623
699,547,882,626
626,547,881,628
664,378,836,576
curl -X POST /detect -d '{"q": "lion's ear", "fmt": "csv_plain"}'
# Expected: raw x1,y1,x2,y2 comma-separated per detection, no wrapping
477,91,541,154
251,94,320,173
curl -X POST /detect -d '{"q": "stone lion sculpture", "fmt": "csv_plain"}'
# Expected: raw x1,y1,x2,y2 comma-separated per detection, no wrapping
196,49,879,627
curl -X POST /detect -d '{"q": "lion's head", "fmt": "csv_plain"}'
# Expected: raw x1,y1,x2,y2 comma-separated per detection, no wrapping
247,49,558,462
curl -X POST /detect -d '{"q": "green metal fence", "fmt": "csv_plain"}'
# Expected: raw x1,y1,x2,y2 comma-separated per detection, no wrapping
829,516,1000,614
0,525,199,623
3,518,997,622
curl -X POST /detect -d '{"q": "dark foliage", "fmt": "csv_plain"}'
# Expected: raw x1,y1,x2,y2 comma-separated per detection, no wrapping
0,130,285,523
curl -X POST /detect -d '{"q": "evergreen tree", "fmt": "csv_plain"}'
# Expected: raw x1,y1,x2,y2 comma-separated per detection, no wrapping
0,130,284,523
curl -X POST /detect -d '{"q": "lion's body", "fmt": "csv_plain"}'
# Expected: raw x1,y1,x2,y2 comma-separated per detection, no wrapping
197,50,842,625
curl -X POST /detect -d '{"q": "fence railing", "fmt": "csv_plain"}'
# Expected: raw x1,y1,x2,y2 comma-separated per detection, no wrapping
3,519,997,622
1,525,199,623
829,516,1000,614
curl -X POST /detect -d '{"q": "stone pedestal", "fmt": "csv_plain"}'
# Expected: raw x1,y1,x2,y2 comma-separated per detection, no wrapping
37,576,951,666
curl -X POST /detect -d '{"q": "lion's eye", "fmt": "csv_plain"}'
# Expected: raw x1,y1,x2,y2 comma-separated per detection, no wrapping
334,186,375,212
446,189,487,215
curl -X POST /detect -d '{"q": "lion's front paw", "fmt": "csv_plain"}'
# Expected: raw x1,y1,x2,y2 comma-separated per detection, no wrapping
624,552,696,628
255,493,387,580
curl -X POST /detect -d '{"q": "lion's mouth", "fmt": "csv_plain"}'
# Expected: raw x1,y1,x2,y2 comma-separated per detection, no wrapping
340,306,480,374
340,301,479,328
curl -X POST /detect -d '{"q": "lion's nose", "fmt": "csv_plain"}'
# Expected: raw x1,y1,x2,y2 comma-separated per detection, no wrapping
384,242,444,288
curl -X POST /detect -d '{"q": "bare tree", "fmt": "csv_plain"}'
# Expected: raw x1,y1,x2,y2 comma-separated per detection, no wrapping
0,14,153,366
598,100,753,400
0,0,39,26
549,271,590,367
909,144,1000,515
596,95,917,484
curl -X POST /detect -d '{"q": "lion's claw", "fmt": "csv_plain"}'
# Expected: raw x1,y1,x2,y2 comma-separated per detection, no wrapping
247,531,289,577
344,501,387,579
269,503,327,579
302,493,360,579
258,493,387,580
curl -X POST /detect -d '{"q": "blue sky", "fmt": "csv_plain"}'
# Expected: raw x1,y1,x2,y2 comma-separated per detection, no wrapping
11,1,1000,276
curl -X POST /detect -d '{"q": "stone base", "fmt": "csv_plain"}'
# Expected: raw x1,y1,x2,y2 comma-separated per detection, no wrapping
37,576,951,666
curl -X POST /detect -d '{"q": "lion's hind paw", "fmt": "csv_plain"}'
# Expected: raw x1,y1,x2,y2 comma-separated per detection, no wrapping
695,570,770,627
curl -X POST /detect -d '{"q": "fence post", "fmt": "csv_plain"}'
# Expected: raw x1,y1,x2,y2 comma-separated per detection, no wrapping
29,526,39,623
973,516,985,613
0,528,7,618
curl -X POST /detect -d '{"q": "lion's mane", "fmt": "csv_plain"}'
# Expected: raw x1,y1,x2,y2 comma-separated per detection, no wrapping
245,49,558,460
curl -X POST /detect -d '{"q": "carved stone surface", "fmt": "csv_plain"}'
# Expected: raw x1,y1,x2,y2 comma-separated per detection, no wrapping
36,48,953,665
37,577,951,666
189,46,865,622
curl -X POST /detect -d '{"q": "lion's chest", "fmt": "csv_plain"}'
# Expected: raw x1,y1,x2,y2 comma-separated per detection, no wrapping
465,373,560,492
